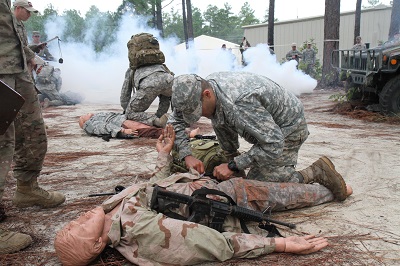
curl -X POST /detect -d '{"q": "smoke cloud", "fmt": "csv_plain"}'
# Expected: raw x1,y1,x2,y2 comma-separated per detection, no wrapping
43,14,316,104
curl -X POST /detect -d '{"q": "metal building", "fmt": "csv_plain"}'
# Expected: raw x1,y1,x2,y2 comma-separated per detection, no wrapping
243,5,392,62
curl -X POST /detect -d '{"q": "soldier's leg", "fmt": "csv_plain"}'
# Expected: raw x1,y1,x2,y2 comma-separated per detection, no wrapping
125,82,159,126
247,119,309,183
0,75,16,202
12,72,65,208
155,94,171,118
217,178,339,212
154,72,173,118
0,75,32,254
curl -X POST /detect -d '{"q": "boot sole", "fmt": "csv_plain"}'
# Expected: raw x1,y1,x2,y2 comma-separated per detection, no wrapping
13,200,65,208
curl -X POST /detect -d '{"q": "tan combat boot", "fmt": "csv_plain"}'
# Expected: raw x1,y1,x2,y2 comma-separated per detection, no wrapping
153,114,169,128
0,229,32,254
12,178,65,208
299,156,347,201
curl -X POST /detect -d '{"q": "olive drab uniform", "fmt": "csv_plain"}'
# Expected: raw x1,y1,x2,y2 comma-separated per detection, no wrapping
0,0,64,210
169,72,309,183
286,49,302,63
0,0,27,200
100,151,335,265
120,65,173,126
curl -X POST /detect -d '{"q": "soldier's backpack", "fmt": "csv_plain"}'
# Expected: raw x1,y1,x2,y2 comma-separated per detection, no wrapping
127,32,165,70
171,137,229,175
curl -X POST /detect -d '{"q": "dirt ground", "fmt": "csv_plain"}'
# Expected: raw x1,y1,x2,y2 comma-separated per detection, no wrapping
1,90,399,266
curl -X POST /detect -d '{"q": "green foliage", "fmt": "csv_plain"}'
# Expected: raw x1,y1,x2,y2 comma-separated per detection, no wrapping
329,87,359,103
24,1,267,54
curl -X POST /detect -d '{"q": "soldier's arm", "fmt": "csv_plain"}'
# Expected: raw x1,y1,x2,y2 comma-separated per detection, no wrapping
168,109,192,160
120,68,134,111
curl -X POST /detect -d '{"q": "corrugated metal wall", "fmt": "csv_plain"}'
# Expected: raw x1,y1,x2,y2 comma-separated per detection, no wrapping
243,5,392,63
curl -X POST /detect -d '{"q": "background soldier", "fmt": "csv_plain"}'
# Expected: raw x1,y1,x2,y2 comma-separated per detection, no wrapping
352,36,367,50
302,42,316,77
286,42,302,64
30,30,55,61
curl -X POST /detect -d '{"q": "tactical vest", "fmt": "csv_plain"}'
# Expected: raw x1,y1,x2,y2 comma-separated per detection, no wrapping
171,138,229,175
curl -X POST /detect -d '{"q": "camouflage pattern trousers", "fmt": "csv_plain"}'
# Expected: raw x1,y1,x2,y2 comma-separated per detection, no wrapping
125,72,172,126
0,72,47,199
247,118,309,183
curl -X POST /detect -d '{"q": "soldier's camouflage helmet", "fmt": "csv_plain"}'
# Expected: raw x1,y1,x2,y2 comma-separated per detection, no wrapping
172,74,203,124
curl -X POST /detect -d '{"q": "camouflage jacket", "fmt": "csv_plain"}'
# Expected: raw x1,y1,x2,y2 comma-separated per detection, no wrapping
352,43,366,51
302,48,315,64
0,0,26,74
120,64,172,111
285,49,302,62
169,72,305,171
82,112,126,137
14,19,36,62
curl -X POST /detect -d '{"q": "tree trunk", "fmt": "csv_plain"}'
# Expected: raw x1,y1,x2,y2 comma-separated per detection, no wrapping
186,0,194,43
268,0,275,51
182,0,188,48
156,0,163,37
321,0,340,87
388,0,400,39
354,0,362,43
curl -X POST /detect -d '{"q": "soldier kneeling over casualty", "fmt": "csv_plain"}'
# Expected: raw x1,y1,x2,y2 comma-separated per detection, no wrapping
54,125,352,265
79,112,199,139
120,33,174,128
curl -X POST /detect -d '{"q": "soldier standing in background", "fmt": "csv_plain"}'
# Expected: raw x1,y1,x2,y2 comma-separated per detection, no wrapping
302,42,316,77
30,30,55,61
0,0,65,254
352,36,367,50
286,42,302,64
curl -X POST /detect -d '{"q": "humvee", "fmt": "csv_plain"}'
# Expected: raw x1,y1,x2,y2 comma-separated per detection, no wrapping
332,39,400,115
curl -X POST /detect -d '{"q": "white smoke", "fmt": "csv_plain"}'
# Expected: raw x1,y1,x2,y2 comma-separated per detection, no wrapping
43,14,316,104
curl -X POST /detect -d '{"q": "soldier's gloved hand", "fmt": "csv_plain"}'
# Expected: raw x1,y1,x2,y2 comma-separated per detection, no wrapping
184,156,204,174
213,163,234,181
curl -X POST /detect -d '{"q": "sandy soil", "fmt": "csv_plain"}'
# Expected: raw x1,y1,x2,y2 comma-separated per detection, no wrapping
1,90,399,265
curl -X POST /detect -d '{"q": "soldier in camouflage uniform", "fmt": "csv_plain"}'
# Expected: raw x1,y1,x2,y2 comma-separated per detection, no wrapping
352,36,367,51
54,125,352,265
120,64,173,128
0,0,65,254
168,72,349,191
302,42,316,77
30,30,55,61
35,64,83,108
286,42,302,64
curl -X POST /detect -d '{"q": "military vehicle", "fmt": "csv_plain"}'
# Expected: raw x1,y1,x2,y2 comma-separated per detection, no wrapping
332,39,400,115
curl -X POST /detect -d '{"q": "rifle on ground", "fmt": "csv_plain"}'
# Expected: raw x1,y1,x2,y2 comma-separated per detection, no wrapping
150,185,295,236
88,185,125,197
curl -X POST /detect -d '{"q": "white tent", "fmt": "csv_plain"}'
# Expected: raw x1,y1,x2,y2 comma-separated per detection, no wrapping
175,35,241,64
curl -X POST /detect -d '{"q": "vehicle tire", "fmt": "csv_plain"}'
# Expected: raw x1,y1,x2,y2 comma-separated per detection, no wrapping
380,75,400,115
